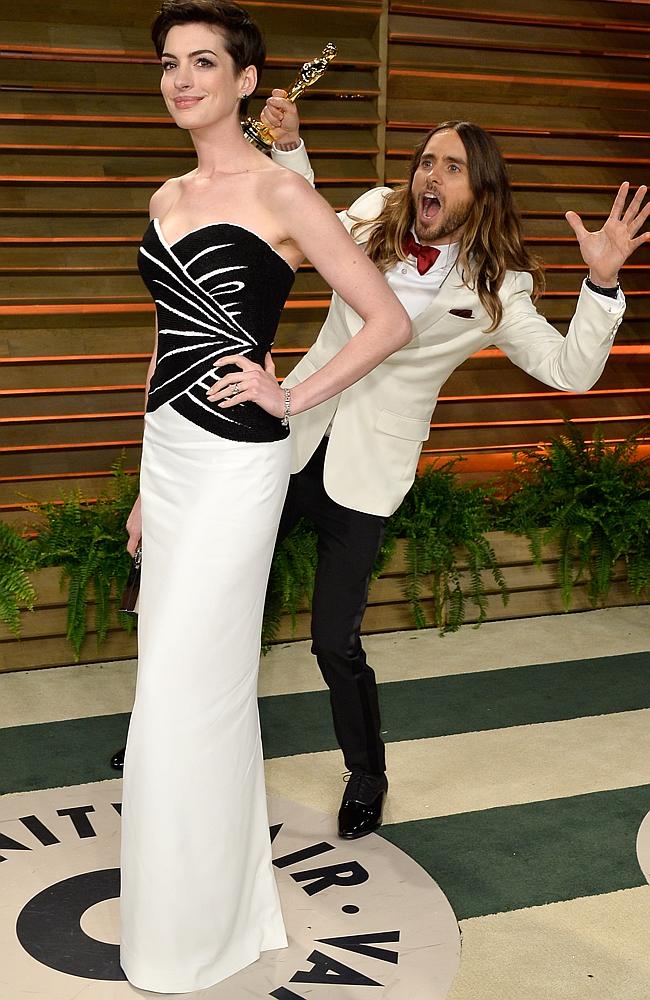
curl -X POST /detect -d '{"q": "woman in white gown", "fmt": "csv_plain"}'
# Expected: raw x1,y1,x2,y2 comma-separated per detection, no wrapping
119,0,410,992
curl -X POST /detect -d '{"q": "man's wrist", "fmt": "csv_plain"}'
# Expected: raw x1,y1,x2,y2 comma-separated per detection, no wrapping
588,270,619,290
273,135,301,152
586,274,620,299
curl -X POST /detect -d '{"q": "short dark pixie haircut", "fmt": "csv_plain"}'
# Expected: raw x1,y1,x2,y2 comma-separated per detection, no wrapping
151,0,265,115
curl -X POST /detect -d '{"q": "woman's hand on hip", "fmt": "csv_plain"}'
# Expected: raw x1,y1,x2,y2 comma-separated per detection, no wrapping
126,495,142,556
208,353,284,418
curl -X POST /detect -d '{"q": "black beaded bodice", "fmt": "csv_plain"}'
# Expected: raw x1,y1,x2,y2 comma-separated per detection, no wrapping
138,219,295,442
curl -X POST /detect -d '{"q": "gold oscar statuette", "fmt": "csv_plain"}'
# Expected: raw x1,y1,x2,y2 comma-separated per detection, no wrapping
242,42,337,150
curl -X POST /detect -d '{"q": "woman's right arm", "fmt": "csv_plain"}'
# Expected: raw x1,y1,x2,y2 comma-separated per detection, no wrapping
126,320,157,556
126,188,168,554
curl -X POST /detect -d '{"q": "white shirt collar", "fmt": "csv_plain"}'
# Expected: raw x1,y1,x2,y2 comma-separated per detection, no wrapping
406,230,460,271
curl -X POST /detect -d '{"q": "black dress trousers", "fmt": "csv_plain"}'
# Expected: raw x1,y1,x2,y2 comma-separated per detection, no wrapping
276,437,388,775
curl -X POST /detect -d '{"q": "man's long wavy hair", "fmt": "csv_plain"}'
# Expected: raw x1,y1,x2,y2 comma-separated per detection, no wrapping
353,121,545,332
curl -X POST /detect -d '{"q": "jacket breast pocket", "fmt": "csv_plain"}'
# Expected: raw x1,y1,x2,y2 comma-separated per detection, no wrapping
376,409,431,441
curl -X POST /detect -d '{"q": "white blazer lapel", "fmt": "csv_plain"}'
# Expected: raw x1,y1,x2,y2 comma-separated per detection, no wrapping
410,264,478,338
343,259,482,340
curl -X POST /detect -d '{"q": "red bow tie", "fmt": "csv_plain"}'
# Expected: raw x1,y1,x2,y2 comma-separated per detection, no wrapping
403,233,441,275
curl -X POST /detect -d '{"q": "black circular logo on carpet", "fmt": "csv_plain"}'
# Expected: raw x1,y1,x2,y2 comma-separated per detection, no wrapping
1,782,460,998
17,868,125,981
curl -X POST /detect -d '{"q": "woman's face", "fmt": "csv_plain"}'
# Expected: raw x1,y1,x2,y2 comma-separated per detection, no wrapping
159,22,256,130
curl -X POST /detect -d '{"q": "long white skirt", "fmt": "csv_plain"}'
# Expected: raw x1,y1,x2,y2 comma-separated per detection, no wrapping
120,405,291,993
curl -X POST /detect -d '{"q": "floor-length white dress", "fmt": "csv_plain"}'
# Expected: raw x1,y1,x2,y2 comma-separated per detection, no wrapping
120,220,294,993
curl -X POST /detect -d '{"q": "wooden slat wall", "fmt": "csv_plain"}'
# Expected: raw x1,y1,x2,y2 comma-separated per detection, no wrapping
1,0,649,523
387,0,650,475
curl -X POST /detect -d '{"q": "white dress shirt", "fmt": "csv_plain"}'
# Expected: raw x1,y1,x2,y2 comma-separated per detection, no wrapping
386,241,460,319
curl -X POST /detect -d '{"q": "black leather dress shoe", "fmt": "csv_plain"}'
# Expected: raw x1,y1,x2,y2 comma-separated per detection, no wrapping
338,770,388,839
110,746,126,770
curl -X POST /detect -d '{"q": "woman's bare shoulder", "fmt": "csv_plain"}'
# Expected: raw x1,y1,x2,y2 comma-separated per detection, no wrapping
259,159,322,210
148,174,191,219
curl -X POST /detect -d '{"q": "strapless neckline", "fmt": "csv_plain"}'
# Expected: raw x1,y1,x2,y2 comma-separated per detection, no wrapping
139,210,294,443
152,218,296,277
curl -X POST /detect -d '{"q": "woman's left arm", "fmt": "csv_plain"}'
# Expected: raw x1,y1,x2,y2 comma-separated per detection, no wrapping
210,175,411,418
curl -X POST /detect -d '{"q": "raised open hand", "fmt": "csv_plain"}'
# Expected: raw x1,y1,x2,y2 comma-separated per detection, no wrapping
565,182,649,287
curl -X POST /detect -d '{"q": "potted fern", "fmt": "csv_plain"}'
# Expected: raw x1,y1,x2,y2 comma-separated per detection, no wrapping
497,423,650,609
380,461,508,631
2,424,648,669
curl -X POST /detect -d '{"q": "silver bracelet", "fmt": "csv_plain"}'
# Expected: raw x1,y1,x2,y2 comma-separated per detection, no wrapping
281,388,292,427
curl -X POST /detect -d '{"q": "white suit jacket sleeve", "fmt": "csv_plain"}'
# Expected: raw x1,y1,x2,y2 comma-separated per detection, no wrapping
491,272,625,393
269,143,391,232
270,140,315,187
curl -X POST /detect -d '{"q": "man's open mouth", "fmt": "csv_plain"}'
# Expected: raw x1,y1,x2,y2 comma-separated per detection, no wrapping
421,194,441,220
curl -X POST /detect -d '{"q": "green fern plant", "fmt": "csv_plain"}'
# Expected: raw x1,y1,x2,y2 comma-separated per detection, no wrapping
387,462,508,632
33,464,139,658
0,522,37,636
262,463,509,644
263,519,318,648
498,423,650,609
6,422,645,659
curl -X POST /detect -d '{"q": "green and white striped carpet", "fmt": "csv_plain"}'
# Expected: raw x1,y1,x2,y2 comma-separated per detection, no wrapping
1,606,649,998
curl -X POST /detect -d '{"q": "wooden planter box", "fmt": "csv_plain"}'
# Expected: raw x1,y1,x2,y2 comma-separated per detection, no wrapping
0,532,647,674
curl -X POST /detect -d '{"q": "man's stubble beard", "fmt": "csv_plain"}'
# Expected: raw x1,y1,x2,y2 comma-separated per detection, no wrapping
414,199,473,245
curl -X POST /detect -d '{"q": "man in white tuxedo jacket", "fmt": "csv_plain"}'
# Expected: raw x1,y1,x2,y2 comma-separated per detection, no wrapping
264,95,647,839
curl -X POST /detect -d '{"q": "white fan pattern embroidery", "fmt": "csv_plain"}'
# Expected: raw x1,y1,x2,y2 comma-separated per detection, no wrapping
138,221,294,441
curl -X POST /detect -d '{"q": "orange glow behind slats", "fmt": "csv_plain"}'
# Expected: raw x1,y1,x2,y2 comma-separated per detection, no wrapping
0,84,380,98
3,386,650,403
0,292,647,312
0,386,146,396
2,345,649,367
1,143,379,157
419,437,650,457
0,299,333,316
388,149,650,166
389,68,650,92
0,469,138,484
388,32,650,61
429,414,650,431
3,264,648,279
387,122,650,141
0,440,142,455
417,443,650,475
0,113,379,127
0,175,377,186
4,436,649,460
2,411,649,430
389,3,650,34
436,387,650,404
1,412,143,425
386,180,627,193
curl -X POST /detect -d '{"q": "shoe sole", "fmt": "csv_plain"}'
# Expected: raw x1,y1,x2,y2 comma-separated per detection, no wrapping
337,821,382,840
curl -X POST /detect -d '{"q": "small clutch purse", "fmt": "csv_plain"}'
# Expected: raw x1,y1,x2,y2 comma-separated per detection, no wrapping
120,542,141,614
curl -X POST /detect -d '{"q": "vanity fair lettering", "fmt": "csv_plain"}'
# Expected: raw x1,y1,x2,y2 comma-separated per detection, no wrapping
1,802,402,992
269,929,401,996
0,803,111,858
